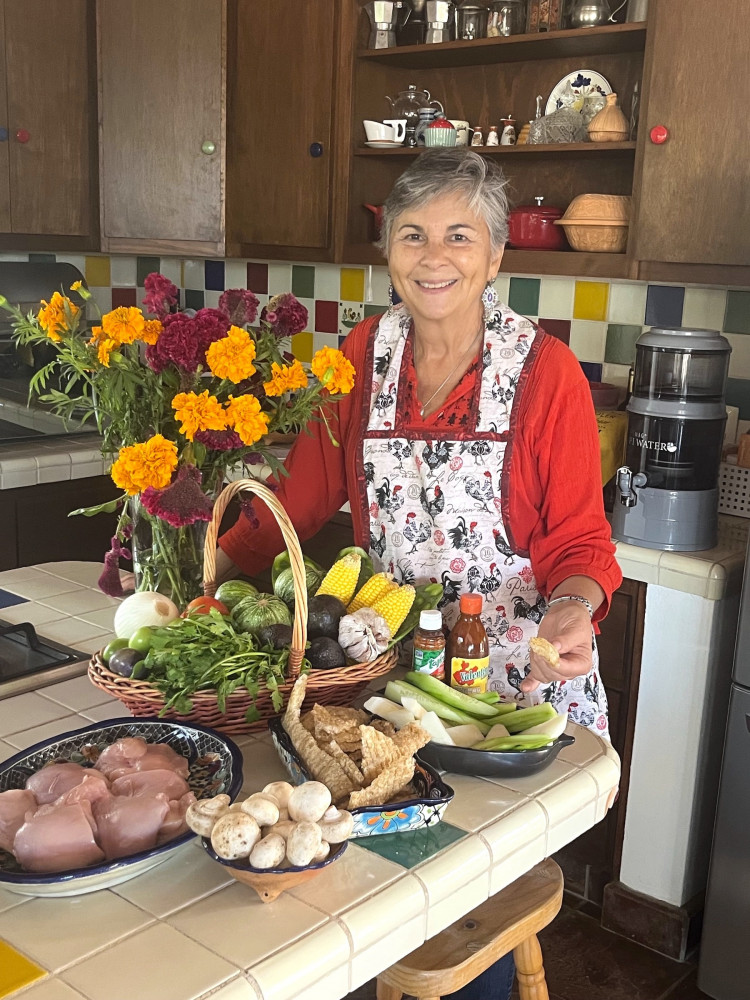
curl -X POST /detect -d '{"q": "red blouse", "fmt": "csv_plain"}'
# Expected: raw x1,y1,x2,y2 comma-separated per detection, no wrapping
219,314,622,622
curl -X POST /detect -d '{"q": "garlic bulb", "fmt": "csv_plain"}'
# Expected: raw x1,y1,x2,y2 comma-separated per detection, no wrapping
338,608,391,662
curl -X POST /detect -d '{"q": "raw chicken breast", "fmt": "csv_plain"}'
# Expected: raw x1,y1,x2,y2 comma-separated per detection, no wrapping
50,771,111,809
0,788,37,853
25,762,91,805
110,768,190,801
95,738,189,781
93,792,171,860
157,791,197,845
13,801,105,872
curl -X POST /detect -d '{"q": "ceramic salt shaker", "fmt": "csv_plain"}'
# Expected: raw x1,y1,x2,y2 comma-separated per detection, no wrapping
500,116,517,145
486,125,500,146
470,125,484,146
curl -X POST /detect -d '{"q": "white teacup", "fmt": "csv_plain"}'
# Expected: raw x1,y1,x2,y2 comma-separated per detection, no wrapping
448,120,471,146
363,120,395,142
383,118,407,142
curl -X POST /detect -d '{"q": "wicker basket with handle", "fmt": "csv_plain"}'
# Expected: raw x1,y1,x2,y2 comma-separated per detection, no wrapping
88,478,398,734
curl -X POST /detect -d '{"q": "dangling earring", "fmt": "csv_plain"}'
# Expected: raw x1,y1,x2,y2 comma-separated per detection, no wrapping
388,279,395,307
482,279,498,318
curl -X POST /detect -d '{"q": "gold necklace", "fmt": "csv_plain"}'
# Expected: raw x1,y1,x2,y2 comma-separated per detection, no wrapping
418,326,484,419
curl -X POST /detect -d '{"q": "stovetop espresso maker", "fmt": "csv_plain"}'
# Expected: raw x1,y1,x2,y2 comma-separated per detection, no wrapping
612,326,731,551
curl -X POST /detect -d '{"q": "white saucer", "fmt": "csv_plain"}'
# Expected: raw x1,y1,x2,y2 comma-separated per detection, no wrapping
365,140,402,149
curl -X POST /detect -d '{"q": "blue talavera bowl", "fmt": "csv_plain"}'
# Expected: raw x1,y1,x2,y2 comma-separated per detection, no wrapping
0,717,244,896
268,716,454,838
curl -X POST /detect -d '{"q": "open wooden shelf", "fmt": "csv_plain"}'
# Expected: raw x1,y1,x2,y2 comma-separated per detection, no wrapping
357,22,646,69
355,141,637,157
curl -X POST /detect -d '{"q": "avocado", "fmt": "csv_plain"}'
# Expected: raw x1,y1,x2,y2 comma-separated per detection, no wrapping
254,623,293,650
307,594,347,640
307,636,347,670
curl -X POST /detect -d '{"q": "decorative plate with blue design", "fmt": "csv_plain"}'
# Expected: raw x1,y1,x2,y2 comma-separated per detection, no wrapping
0,717,243,896
546,69,612,116
269,716,454,838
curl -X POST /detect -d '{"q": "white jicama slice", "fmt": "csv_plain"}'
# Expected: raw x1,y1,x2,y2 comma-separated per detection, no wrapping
363,696,416,729
445,723,486,748
523,713,568,739
400,696,427,721
418,711,454,745
486,722,510,740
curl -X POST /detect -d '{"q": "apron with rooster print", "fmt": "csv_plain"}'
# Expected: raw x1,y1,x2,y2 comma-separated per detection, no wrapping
357,302,609,737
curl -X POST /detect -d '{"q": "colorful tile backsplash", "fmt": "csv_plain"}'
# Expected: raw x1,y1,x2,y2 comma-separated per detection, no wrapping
4,251,750,413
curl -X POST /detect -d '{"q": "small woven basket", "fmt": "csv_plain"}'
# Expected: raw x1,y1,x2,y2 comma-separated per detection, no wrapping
88,479,399,734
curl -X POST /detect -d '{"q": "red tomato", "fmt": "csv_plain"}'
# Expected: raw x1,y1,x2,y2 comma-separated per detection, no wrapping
181,597,229,617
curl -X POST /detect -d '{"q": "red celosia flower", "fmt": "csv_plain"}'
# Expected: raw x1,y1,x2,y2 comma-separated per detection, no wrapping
260,293,308,338
240,498,260,529
143,273,179,319
219,288,259,326
194,428,245,451
98,536,132,598
192,308,231,349
145,308,231,373
140,465,214,527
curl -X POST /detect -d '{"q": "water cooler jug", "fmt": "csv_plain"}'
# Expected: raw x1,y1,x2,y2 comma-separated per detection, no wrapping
612,327,731,551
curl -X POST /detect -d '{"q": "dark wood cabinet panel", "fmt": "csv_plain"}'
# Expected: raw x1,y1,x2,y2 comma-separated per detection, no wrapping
0,10,10,234
0,491,17,570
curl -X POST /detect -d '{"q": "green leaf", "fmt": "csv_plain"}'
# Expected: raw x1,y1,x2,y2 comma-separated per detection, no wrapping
68,496,125,518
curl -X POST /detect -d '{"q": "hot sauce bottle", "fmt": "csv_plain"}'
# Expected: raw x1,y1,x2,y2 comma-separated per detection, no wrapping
447,594,489,696
412,609,446,680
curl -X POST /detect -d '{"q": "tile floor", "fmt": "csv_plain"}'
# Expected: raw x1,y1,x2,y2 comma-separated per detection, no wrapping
345,897,711,1000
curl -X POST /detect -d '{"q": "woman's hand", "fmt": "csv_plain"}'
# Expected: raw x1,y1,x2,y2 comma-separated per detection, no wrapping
214,547,241,587
520,600,593,693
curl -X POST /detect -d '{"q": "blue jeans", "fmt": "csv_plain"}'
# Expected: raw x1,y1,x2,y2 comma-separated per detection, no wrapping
442,953,515,1000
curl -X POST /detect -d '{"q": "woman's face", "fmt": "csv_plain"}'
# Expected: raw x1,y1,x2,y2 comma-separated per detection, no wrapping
388,192,504,330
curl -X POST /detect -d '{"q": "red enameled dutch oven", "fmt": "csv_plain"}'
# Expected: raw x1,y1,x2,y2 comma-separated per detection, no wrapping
508,196,568,250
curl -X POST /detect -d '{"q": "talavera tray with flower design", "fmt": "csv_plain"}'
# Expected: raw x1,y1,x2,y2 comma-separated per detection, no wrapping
269,716,454,837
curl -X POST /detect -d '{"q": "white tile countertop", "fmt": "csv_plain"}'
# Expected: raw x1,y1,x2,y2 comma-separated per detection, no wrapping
0,435,106,490
0,564,620,1000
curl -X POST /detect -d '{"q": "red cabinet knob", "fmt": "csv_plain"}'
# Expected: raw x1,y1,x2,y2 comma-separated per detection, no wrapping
15,129,30,144
650,125,669,145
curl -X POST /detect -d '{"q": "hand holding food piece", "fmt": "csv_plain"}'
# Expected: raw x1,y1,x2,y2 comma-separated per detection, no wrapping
522,602,593,693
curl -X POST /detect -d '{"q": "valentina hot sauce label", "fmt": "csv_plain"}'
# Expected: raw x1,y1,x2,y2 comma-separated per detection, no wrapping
450,656,490,695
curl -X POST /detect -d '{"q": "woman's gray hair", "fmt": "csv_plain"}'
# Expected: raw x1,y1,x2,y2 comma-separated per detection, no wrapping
377,148,510,254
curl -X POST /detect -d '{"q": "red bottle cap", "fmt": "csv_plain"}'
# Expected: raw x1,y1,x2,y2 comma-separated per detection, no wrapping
460,594,482,614
650,125,669,144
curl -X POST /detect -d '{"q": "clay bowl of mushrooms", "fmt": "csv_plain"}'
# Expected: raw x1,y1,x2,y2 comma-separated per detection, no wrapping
187,779,352,903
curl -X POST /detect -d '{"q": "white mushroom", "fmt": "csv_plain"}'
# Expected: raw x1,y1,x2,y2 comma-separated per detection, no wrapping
265,819,297,840
210,812,261,860
287,782,332,823
262,781,294,809
312,840,331,863
249,833,287,870
318,807,354,844
286,821,323,867
240,793,280,827
185,794,231,837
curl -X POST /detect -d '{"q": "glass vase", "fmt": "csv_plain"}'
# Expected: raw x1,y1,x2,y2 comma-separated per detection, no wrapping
129,497,208,609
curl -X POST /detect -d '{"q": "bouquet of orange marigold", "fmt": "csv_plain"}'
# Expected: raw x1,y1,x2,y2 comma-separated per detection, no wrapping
0,274,355,605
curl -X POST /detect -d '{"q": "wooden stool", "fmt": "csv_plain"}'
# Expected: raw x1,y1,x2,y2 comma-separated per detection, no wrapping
376,858,563,1000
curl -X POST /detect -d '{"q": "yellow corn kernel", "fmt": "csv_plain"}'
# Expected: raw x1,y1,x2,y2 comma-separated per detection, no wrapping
372,584,416,637
348,572,397,613
315,552,362,606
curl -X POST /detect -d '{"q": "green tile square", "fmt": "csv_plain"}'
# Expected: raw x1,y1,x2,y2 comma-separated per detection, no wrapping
356,821,467,869
724,290,750,335
725,378,750,420
291,265,315,299
364,303,387,318
184,288,205,311
28,252,56,263
508,277,540,318
604,324,642,365
136,256,161,287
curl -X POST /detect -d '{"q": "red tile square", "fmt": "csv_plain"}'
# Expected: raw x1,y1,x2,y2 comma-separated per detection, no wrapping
111,287,137,308
315,300,339,334
539,318,571,345
247,262,268,294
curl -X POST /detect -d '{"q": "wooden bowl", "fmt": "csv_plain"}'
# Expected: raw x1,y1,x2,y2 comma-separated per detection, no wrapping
561,193,631,224
555,221,629,253
200,839,347,903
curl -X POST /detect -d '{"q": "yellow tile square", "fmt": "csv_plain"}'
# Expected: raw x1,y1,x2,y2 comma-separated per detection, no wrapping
0,941,46,997
573,280,609,321
292,331,313,363
340,267,365,302
84,256,111,288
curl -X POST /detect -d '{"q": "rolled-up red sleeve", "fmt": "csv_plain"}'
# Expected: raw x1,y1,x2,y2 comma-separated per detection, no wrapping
507,334,622,622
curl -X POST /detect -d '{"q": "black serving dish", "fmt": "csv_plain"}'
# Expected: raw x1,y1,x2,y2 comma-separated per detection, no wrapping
416,732,575,779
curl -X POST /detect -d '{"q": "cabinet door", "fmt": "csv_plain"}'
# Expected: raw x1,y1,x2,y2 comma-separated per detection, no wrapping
0,8,10,233
98,0,225,252
633,0,750,266
4,0,96,237
226,0,336,253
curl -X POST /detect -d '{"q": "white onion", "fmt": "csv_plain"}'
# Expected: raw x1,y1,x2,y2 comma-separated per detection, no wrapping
114,591,180,638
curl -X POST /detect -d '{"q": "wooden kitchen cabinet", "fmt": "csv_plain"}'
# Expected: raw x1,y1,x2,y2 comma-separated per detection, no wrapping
0,0,98,251
98,0,342,261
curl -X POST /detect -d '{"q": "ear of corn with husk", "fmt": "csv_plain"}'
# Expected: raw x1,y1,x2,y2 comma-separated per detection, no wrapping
347,572,397,613
372,584,416,637
315,552,362,606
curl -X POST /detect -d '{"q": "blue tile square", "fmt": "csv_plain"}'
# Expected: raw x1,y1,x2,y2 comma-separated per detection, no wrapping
580,362,603,382
204,260,225,292
184,289,205,311
645,285,685,327
0,589,29,609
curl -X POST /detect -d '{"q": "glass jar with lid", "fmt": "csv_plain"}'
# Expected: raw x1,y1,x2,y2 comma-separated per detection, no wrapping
487,0,527,35
455,1,490,40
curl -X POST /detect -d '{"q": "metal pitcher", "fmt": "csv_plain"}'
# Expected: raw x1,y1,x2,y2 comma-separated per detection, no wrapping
364,1,399,48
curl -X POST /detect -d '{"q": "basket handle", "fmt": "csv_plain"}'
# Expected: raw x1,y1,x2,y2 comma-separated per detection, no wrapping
202,479,307,675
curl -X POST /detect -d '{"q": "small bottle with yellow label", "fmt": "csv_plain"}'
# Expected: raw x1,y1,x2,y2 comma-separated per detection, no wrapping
447,593,490,696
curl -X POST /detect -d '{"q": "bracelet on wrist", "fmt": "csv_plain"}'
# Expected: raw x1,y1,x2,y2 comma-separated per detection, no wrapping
546,594,594,618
